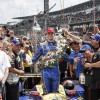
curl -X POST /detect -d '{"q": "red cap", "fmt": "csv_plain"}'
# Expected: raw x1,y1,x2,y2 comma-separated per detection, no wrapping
47,27,55,33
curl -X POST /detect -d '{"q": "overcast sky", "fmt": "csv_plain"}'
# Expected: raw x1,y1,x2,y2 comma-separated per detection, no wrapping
0,0,89,24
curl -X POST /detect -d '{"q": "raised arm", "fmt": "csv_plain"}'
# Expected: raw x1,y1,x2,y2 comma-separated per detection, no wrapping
84,61,100,68
62,28,82,44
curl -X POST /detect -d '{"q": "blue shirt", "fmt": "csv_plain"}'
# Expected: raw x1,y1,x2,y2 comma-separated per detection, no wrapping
69,51,83,78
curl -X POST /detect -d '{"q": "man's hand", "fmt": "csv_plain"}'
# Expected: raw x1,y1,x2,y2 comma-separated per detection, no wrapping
18,70,25,76
70,71,74,78
74,57,80,63
62,28,69,37
30,91,40,96
43,57,52,62
81,58,87,65
84,63,91,68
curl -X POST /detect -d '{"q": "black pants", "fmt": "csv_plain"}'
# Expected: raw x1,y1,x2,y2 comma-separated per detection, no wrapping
24,67,33,89
60,72,65,83
24,67,31,73
91,89,100,100
84,86,100,100
5,82,19,100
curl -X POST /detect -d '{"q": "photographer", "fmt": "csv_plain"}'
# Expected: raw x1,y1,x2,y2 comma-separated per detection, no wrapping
79,45,100,100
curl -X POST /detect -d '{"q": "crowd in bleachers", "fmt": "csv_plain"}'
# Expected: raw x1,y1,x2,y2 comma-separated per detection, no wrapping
37,1,100,26
47,8,100,26
11,1,100,32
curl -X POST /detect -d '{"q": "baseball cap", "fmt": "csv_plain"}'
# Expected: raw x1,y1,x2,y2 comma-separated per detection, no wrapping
47,27,55,33
79,45,91,53
91,34,100,41
12,39,20,45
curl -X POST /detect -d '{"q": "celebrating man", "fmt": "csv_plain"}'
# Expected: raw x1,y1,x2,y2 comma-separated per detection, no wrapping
32,28,60,93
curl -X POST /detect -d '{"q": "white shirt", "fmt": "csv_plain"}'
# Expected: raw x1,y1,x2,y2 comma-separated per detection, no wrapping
0,50,11,81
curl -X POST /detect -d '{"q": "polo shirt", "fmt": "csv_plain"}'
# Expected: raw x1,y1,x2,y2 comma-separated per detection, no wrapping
69,51,83,78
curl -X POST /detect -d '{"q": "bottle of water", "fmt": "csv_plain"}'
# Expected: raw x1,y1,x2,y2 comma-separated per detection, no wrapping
79,73,85,85
65,71,67,78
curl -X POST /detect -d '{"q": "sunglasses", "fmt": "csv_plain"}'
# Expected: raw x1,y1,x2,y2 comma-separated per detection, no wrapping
74,42,79,45
70,42,79,46
79,50,86,53
0,37,3,40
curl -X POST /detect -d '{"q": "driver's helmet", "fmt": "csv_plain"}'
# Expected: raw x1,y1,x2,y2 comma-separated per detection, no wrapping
63,80,74,90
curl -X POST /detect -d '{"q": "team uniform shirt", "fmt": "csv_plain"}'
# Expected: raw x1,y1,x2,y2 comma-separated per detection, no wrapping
69,51,83,78
0,50,11,81
7,51,22,84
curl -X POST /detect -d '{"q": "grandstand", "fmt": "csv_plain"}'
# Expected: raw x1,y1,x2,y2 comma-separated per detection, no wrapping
10,0,100,34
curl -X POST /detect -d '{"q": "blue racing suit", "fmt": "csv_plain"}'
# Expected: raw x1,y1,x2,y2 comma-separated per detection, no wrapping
32,41,60,93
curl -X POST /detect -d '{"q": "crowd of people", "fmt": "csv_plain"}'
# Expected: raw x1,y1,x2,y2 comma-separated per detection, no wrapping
47,8,100,26
62,25,100,100
36,1,100,27
0,24,100,100
0,26,33,100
